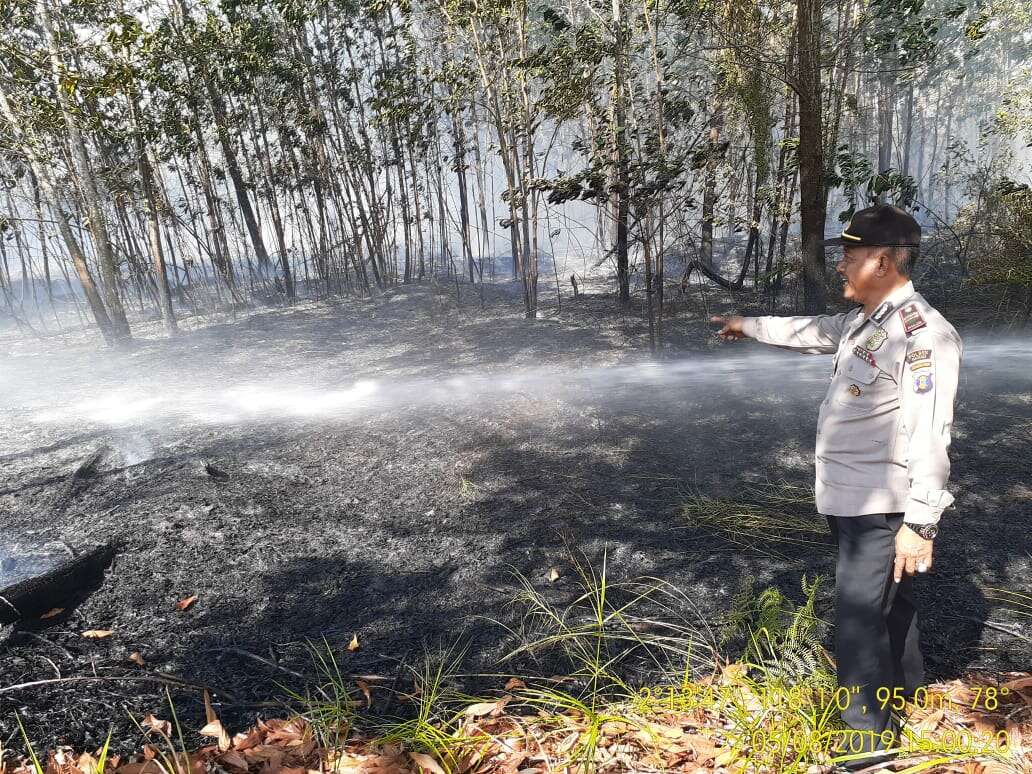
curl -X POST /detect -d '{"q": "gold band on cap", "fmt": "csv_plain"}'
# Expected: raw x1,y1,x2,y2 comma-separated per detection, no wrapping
840,231,862,242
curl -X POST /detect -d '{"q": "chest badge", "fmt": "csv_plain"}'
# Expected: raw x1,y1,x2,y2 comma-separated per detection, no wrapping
848,384,862,397
863,328,888,351
852,345,877,367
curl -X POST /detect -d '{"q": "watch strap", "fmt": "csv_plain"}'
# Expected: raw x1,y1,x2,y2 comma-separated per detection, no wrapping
904,521,938,540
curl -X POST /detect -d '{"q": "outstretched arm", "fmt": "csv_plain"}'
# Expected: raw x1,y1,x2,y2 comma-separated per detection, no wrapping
711,312,854,354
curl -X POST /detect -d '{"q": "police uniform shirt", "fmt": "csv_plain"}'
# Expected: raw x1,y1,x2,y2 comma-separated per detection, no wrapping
741,281,962,524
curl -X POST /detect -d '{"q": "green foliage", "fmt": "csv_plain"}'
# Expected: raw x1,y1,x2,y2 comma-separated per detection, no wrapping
994,67,1032,147
524,16,607,122
373,647,489,773
867,0,941,66
495,550,715,771
279,638,358,751
501,548,718,691
963,177,1032,289
828,146,874,221
14,715,44,774
721,575,831,684
827,146,918,221
714,0,781,182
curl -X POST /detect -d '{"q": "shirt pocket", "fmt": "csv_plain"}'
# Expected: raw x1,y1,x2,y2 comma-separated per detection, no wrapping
834,360,894,414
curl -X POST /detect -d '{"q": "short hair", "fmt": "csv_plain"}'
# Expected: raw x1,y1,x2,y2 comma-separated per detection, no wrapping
891,245,919,277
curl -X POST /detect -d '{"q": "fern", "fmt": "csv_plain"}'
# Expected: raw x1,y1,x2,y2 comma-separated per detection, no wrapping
719,576,756,647
722,575,830,683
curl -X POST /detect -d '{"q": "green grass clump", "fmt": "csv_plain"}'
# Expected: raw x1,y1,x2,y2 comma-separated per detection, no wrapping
280,637,358,753
371,647,490,773
681,481,828,557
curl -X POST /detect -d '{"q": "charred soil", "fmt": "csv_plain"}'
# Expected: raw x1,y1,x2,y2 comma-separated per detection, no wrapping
1,281,1029,753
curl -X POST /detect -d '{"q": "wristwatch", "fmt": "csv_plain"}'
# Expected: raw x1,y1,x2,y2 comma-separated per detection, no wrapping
904,522,938,540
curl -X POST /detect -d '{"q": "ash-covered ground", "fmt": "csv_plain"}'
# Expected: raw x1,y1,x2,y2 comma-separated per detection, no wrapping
1,282,1030,753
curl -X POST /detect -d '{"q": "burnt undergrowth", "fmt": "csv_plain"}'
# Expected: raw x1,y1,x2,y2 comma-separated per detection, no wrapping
1,282,1029,754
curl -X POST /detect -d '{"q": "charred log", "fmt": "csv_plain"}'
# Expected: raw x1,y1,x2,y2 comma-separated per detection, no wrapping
0,542,116,625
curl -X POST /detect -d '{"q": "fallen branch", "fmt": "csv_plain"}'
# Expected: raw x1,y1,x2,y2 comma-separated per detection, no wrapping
212,647,311,683
950,615,1031,641
0,673,239,702
14,630,75,661
681,259,739,292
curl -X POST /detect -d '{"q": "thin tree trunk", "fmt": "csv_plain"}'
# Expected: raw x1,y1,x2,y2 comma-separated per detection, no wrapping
611,0,630,303
877,70,895,180
0,81,118,342
701,86,724,270
468,102,492,273
172,0,271,275
254,99,294,299
135,126,177,333
795,0,827,313
449,106,477,284
901,82,914,180
37,0,129,338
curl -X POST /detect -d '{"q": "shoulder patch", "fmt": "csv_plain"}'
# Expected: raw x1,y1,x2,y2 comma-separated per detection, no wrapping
905,349,932,363
863,328,888,351
899,304,927,337
852,345,877,367
914,373,934,394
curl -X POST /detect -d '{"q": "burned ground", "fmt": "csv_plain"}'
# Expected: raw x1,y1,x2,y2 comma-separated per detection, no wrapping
1,282,1030,753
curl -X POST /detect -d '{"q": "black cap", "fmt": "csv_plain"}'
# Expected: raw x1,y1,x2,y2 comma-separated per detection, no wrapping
822,204,921,248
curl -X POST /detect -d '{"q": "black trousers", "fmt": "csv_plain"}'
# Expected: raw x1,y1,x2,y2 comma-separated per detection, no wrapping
827,513,924,751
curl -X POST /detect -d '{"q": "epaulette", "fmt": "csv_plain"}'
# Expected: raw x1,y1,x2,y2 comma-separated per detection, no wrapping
899,303,927,337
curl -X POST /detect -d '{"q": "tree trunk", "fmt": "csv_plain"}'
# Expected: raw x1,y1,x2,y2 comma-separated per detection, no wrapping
28,169,59,327
254,99,294,299
407,141,427,282
901,82,914,180
767,85,797,286
701,87,724,270
130,99,177,334
468,102,493,272
877,70,895,182
192,113,239,297
171,0,271,277
795,0,827,314
611,0,630,303
37,0,130,339
450,106,477,284
0,82,118,343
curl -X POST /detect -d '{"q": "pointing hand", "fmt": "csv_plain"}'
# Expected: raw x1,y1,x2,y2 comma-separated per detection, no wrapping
710,315,749,341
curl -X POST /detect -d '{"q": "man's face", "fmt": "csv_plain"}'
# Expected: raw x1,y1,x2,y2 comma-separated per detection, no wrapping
836,246,887,304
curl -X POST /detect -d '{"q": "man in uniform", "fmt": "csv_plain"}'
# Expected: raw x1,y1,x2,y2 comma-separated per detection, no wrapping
712,205,963,765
